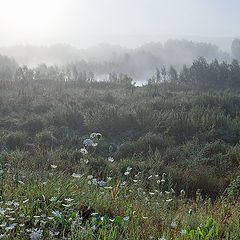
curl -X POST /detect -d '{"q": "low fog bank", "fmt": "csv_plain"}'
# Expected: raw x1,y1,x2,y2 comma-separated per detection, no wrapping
0,38,240,81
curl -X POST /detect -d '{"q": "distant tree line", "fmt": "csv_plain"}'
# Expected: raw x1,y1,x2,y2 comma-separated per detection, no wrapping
1,39,240,89
149,57,240,89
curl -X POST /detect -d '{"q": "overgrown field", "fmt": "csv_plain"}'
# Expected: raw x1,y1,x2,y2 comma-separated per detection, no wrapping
0,80,240,239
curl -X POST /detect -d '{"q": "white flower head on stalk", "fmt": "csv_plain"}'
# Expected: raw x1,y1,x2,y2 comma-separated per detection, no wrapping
83,139,94,147
72,173,82,178
108,157,114,163
29,229,43,240
51,165,57,169
95,133,102,140
90,132,97,139
124,166,132,176
80,148,88,155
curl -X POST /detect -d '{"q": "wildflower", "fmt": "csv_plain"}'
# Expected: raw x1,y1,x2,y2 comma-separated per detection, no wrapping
65,198,74,202
49,230,60,237
62,204,72,207
29,229,43,240
84,159,89,164
157,180,161,184
180,229,187,235
5,201,13,206
0,222,6,227
52,211,62,218
83,139,94,147
23,199,29,204
124,166,132,176
188,208,193,215
72,173,82,178
96,133,102,140
170,221,178,229
80,148,88,155
108,157,114,162
159,236,167,240
0,208,5,215
50,165,57,169
98,180,107,187
123,216,130,221
180,189,186,198
121,181,126,186
49,196,58,202
90,132,97,139
91,212,98,216
127,166,132,172
92,178,98,185
5,223,17,231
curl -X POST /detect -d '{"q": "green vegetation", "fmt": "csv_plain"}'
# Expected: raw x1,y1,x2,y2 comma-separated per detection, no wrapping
0,64,240,239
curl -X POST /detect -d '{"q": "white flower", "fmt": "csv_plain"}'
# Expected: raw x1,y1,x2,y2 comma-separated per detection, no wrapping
50,165,57,169
96,133,102,140
80,148,88,155
170,221,178,229
108,157,114,163
84,159,89,164
23,199,29,204
90,133,97,139
127,167,132,172
124,167,132,176
62,204,72,207
0,208,6,215
65,198,74,202
123,216,130,221
72,173,82,178
180,229,187,235
52,211,62,218
29,229,43,240
92,178,98,185
87,175,93,180
5,223,17,231
83,139,94,147
180,189,186,197
49,196,58,202
98,180,107,187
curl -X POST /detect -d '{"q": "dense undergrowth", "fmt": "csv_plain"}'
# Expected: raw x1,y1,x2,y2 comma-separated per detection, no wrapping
0,79,240,238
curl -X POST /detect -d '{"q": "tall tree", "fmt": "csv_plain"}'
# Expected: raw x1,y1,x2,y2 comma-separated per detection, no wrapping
231,39,240,61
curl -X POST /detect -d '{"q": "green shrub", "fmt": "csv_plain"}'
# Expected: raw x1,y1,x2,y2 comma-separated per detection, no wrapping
5,131,28,150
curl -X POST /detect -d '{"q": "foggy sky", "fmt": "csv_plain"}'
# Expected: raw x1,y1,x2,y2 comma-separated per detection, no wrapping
0,0,239,49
